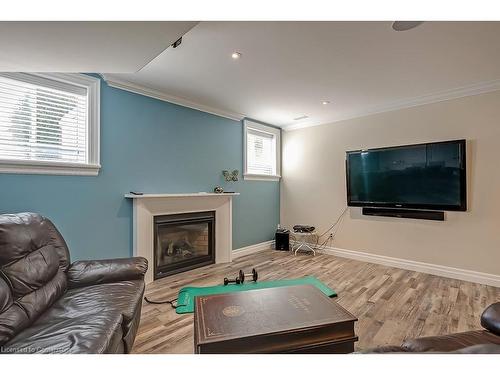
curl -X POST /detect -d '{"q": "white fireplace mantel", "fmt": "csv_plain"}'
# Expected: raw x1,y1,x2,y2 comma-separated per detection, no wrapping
124,192,240,199
125,192,240,283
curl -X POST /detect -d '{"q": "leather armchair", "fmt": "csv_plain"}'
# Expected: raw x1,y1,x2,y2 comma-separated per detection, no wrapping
481,302,500,336
362,302,500,353
0,212,148,354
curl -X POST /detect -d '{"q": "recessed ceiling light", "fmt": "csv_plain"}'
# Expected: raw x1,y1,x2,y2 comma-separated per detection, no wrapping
321,100,330,105
293,115,309,121
231,52,242,59
392,21,424,32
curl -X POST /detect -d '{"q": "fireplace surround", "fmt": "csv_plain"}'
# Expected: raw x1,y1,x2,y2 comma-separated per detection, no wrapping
154,211,215,279
125,192,239,283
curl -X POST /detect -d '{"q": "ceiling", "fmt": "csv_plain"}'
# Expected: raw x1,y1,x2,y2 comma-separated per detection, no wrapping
0,22,197,73
106,21,500,129
2,21,499,128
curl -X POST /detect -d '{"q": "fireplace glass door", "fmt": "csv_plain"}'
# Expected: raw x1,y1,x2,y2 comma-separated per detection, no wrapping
154,211,215,279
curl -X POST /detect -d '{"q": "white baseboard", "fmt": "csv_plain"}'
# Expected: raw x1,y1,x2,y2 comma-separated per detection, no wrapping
319,246,500,288
233,240,274,259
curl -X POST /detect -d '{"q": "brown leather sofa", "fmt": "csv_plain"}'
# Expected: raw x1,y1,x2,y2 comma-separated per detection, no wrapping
0,212,148,354
364,302,500,353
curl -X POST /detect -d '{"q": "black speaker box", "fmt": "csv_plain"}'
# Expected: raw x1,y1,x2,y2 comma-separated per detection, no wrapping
275,231,290,251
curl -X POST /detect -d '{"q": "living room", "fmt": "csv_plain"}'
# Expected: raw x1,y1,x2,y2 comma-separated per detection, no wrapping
1,1,499,373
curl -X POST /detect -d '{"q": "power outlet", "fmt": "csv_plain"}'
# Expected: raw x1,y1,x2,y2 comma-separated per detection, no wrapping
327,233,334,244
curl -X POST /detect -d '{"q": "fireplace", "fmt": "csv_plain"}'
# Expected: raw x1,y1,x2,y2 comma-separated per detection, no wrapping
127,192,237,283
153,211,215,279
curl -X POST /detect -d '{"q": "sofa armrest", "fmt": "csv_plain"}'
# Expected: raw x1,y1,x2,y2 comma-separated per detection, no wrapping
481,302,500,336
68,257,148,288
401,330,500,352
452,344,500,354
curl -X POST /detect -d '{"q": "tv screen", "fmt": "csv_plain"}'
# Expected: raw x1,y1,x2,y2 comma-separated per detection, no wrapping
346,140,467,211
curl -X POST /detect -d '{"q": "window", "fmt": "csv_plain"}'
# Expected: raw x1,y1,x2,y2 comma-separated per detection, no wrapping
243,119,281,181
0,73,100,175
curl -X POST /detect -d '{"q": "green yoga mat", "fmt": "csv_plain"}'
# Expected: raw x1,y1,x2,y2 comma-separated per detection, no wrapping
175,276,337,314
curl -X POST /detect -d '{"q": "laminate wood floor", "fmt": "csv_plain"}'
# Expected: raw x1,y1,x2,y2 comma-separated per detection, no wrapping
133,250,500,353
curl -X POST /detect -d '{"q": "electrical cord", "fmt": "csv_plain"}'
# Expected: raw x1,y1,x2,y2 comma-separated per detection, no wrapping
289,207,348,251
314,235,331,251
311,206,349,249
317,206,348,239
317,210,347,249
144,296,184,308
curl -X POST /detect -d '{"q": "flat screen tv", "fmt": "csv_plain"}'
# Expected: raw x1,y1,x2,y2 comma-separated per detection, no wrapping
346,140,467,211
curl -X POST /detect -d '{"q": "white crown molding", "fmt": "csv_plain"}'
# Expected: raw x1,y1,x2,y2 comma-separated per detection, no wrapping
319,246,500,288
233,240,274,259
101,74,245,122
283,79,500,132
101,74,500,132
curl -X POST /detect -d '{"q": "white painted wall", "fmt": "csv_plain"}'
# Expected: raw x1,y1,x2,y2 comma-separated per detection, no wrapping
281,91,500,276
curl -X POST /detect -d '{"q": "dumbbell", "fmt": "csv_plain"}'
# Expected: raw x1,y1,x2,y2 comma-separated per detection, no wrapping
223,277,241,285
238,268,258,283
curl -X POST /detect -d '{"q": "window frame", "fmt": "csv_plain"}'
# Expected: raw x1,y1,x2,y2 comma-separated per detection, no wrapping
243,119,281,181
0,73,100,176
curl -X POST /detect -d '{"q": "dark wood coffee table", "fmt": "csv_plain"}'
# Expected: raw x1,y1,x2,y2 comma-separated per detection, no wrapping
194,284,358,353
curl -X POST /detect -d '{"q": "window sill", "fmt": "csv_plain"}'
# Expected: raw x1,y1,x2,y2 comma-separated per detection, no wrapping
0,160,101,176
243,173,281,181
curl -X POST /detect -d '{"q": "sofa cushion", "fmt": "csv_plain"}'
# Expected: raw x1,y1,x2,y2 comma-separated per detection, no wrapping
2,280,144,354
402,330,500,352
0,213,70,346
0,213,70,270
4,244,61,297
0,277,12,314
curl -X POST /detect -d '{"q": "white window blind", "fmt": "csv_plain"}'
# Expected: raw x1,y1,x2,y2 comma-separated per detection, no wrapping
243,120,281,180
0,73,100,175
0,74,88,164
246,128,276,175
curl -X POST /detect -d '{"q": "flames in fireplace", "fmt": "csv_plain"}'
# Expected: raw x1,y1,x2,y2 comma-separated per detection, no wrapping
154,211,215,279
157,225,209,264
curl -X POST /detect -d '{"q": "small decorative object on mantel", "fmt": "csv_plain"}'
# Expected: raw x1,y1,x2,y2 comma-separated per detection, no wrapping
222,169,239,182
213,186,224,194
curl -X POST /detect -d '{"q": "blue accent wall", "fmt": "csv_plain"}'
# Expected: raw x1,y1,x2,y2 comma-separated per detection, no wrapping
0,77,280,261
